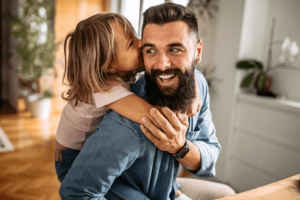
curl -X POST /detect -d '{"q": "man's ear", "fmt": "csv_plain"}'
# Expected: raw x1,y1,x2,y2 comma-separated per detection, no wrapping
195,39,203,63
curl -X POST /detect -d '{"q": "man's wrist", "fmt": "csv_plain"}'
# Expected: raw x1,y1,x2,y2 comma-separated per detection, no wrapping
171,139,190,159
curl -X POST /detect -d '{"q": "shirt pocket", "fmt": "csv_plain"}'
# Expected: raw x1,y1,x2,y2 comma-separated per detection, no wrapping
185,129,201,142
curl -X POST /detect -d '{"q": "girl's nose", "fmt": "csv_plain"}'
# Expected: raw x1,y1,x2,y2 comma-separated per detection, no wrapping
137,38,142,48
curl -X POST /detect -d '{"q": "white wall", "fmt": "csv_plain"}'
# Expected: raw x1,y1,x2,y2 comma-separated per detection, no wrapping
211,0,300,184
210,0,246,181
266,0,300,101
188,2,219,69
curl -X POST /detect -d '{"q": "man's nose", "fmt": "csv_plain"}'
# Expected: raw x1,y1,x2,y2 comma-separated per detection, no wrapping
157,52,171,71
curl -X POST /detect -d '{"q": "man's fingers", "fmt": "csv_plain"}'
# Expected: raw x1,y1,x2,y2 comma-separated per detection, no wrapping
140,124,161,145
158,107,181,129
176,112,189,127
149,108,175,134
141,117,167,140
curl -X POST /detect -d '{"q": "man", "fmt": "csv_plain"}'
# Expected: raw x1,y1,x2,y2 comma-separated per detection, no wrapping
59,3,234,200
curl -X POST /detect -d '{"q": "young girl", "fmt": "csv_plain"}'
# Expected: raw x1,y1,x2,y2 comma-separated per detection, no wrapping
55,13,198,199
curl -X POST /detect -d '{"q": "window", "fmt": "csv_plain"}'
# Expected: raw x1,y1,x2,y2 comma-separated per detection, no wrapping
111,0,189,38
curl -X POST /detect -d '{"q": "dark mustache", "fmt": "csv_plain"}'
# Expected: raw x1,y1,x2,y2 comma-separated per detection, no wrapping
150,68,182,76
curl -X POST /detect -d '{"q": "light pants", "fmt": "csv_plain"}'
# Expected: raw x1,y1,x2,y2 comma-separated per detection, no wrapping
176,177,236,200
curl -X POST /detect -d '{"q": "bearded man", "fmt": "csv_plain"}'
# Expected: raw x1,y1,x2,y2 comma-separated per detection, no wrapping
59,3,235,200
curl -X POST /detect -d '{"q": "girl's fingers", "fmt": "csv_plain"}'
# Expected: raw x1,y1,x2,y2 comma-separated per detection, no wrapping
176,112,189,127
197,99,201,112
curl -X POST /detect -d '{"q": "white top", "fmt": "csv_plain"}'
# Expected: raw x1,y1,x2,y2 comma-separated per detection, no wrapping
56,85,133,150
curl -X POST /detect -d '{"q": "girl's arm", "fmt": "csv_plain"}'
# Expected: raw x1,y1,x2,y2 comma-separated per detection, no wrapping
107,94,156,125
107,76,200,125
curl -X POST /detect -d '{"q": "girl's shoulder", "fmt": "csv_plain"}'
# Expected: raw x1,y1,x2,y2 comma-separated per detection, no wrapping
92,84,133,109
62,100,109,119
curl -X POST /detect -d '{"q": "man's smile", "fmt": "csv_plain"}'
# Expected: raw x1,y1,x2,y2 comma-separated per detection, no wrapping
157,73,178,86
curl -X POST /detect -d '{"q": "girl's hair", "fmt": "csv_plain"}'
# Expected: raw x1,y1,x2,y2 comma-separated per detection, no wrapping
62,13,135,106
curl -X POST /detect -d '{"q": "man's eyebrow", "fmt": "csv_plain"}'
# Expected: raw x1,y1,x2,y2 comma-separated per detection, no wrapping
142,43,155,49
167,43,186,48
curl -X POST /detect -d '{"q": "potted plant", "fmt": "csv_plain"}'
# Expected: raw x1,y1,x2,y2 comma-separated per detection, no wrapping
236,60,273,96
236,18,299,97
9,0,58,119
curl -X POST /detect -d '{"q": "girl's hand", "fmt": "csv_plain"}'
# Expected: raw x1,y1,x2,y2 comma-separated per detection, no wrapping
186,76,201,118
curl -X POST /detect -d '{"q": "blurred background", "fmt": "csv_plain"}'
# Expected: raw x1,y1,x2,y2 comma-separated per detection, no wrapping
0,0,299,199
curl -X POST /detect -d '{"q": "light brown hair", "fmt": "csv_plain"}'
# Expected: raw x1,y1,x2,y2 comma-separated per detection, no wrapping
62,13,135,106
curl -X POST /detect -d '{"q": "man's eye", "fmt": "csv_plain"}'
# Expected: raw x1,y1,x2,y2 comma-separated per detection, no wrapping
170,48,180,52
146,49,155,54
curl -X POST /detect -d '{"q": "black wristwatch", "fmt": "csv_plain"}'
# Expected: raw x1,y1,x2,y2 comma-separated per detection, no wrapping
172,139,190,159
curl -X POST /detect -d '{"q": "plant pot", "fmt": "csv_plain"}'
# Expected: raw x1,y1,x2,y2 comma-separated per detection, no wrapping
254,77,277,98
26,93,40,114
254,76,272,91
27,94,52,120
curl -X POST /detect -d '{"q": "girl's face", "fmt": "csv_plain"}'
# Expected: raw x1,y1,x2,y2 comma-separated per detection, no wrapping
110,22,143,77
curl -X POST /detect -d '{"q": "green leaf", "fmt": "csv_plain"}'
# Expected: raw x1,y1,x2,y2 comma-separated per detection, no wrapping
254,61,263,69
258,72,267,91
236,61,255,69
42,89,53,99
241,73,255,87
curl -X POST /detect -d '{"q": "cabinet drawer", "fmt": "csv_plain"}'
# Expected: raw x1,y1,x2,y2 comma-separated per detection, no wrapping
232,130,300,179
236,102,300,151
227,159,277,192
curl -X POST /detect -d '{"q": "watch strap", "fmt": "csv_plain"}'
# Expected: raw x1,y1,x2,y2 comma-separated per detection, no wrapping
172,139,190,159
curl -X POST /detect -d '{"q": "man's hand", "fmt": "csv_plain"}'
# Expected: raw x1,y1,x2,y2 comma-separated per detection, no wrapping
140,107,189,154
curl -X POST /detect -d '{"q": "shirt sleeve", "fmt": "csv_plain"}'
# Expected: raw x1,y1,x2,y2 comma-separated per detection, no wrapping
184,70,221,178
93,85,134,109
59,113,141,200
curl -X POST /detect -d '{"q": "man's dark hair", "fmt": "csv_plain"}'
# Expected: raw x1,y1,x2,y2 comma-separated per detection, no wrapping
142,3,198,40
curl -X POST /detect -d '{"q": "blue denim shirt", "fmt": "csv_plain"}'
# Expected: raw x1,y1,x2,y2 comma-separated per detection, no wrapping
59,70,220,200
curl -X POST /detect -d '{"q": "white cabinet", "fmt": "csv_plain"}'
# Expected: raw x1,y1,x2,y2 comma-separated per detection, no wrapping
226,93,300,192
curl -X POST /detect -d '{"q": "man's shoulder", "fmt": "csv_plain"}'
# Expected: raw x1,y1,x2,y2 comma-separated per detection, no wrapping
195,69,209,96
195,69,207,86
131,75,146,99
99,110,140,133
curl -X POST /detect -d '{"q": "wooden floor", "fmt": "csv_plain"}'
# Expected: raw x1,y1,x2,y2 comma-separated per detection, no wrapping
0,98,65,200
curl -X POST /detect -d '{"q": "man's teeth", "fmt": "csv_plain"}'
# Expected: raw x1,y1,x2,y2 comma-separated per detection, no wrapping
159,74,175,82
158,74,175,79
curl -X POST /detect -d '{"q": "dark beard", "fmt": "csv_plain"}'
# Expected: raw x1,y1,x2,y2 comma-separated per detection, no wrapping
145,65,196,113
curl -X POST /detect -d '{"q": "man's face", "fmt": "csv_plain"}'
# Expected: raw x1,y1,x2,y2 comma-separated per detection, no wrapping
142,21,202,113
142,21,202,95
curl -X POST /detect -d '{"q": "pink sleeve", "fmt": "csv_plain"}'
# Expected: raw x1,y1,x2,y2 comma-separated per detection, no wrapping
92,85,134,109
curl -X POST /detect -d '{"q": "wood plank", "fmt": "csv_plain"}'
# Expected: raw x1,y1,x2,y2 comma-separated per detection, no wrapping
217,174,300,200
